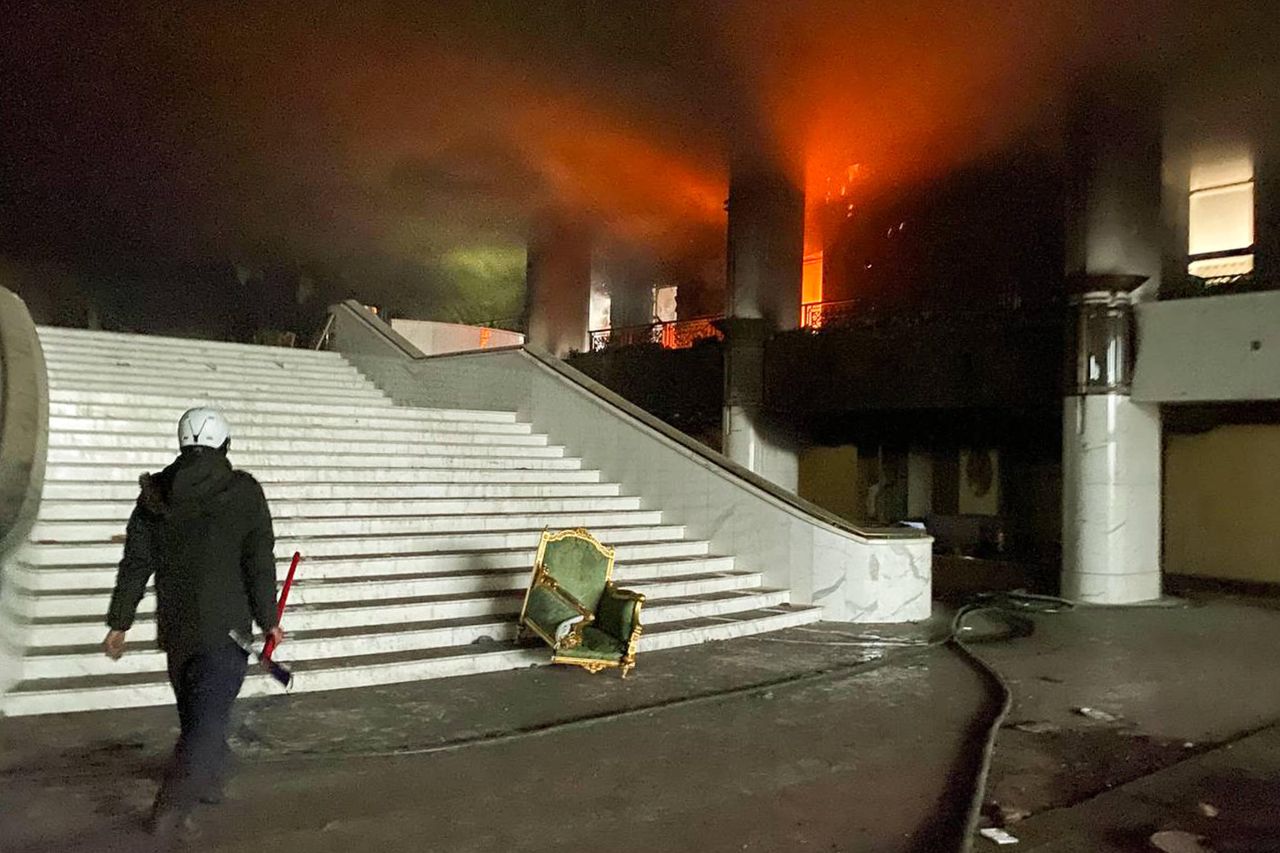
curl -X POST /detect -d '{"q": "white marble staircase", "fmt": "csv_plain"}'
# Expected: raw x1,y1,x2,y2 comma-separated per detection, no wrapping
0,326,821,715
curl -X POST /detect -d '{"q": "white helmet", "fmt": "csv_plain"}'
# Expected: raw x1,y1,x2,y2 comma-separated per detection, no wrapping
178,407,231,450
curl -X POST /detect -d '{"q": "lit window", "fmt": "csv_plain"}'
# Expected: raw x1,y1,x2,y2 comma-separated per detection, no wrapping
1188,153,1254,280
802,252,824,306
589,285,611,331
653,285,677,323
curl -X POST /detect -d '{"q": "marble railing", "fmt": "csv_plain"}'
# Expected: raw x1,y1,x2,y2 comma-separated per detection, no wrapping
328,300,933,624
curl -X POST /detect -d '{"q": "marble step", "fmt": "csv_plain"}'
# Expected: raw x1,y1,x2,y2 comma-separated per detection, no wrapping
22,523,687,566
44,459,591,484
45,442,569,465
47,401,520,426
37,494,639,523
36,328,349,362
13,566,752,620
46,356,368,380
44,355,367,383
31,508,664,546
48,372,381,398
39,480,622,502
0,604,822,715
17,573,762,677
22,615,527,679
47,435,555,455
10,543,718,594
45,353,366,376
36,349,350,376
46,421,542,445
49,386,390,410
43,465,602,486
16,587,789,647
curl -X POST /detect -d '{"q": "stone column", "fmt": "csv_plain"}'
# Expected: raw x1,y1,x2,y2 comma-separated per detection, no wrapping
721,166,804,490
725,168,805,330
1060,79,1164,604
1064,83,1164,296
607,255,657,329
524,216,592,357
1062,279,1162,603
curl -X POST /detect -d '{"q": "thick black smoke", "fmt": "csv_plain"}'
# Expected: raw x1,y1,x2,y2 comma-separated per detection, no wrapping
1,1,1275,331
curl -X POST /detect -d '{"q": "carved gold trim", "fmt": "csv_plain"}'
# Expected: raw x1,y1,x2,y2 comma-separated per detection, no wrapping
518,527,646,677
552,652,620,674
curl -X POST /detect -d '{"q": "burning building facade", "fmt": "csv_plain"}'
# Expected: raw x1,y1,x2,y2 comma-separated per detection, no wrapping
564,50,1280,601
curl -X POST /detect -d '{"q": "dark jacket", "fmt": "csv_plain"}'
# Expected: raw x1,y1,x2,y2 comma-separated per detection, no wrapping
106,449,279,660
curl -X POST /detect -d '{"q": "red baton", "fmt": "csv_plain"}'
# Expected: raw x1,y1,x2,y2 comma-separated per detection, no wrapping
263,551,301,661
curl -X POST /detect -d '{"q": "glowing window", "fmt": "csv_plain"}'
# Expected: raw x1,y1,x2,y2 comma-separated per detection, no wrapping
589,285,611,331
653,285,677,322
802,252,824,306
1188,153,1254,280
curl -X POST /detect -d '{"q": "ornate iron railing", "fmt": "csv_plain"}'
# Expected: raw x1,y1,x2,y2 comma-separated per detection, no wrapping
589,296,1069,350
799,294,1059,331
800,299,860,329
589,317,723,352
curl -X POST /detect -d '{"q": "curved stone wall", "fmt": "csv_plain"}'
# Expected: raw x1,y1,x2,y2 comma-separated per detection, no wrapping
0,287,48,562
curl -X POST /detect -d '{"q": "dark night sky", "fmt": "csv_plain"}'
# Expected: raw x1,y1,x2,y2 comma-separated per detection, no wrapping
1,1,1271,330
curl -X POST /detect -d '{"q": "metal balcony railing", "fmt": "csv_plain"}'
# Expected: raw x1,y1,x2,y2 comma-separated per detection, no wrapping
800,299,859,329
587,294,1069,352
799,294,1062,331
588,317,724,353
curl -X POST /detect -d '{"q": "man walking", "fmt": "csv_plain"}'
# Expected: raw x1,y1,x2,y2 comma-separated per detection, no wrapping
102,407,283,839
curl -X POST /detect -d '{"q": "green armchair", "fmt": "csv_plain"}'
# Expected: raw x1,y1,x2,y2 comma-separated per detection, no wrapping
518,528,645,677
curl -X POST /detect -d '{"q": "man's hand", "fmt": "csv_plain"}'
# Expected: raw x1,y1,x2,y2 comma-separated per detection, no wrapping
103,629,127,660
264,626,285,648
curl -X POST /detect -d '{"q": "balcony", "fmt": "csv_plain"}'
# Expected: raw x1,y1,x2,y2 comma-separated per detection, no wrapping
588,317,723,352
588,302,861,353
587,295,1061,355
800,299,858,329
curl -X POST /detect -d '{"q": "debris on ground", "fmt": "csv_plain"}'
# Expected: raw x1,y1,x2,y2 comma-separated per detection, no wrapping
982,800,1032,827
1149,829,1214,852
1074,706,1122,723
992,803,1031,825
978,826,1020,845
1011,720,1061,735
1197,802,1219,818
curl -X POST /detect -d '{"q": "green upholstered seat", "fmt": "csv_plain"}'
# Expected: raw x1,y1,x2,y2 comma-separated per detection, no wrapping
518,529,645,676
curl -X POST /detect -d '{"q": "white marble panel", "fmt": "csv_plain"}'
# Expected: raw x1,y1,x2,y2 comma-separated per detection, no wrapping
1062,395,1162,604
724,405,800,491
1063,395,1162,486
371,349,934,624
1062,569,1161,604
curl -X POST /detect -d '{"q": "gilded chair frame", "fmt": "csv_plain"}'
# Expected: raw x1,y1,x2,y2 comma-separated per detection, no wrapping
517,528,646,677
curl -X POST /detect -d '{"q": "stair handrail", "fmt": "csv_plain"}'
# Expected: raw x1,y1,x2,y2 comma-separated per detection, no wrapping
327,299,924,543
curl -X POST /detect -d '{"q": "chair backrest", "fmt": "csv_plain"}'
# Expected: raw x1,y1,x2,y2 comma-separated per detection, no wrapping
538,529,614,614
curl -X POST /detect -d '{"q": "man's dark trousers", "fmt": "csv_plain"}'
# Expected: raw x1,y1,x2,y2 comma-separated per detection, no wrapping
156,640,248,814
